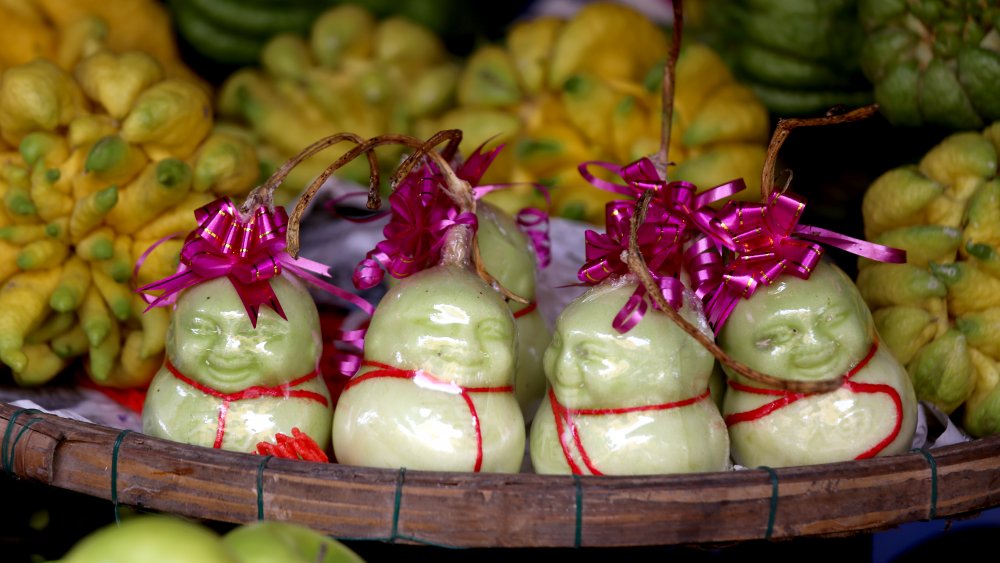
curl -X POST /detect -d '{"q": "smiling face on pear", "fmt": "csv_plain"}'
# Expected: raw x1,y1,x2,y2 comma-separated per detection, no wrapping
544,279,714,410
364,266,516,387
167,275,322,393
718,261,874,382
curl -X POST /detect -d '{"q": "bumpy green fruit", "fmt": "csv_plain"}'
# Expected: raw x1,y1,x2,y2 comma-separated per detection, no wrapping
699,0,872,115
859,0,1000,129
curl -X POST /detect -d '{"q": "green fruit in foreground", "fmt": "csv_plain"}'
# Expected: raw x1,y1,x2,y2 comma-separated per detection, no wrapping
223,521,366,563
58,515,238,563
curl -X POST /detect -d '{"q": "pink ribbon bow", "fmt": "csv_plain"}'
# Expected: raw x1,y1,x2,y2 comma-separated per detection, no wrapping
578,199,690,333
353,142,553,288
577,157,747,333
701,191,906,333
138,197,374,330
352,165,479,289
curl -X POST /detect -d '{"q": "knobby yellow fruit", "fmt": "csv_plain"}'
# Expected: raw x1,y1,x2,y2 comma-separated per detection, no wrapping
0,51,259,388
424,2,771,224
859,122,1000,437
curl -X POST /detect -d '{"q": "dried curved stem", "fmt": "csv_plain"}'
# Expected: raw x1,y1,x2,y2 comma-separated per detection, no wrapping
760,104,880,199
626,190,843,394
383,129,464,208
653,0,683,178
287,133,454,258
243,132,375,216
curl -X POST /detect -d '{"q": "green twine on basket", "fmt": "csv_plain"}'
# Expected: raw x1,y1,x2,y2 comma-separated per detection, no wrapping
758,466,779,540
391,467,406,541
333,465,459,548
1,408,43,475
111,429,132,525
573,474,583,548
912,448,939,520
256,454,273,521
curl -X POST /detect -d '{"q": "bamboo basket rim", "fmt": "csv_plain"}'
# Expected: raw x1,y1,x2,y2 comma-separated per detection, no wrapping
2,402,999,548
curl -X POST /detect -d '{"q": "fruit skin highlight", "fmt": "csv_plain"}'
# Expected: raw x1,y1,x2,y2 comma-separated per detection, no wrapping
859,122,1000,437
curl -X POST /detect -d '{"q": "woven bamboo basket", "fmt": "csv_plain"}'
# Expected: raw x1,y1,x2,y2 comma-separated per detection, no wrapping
1,401,998,548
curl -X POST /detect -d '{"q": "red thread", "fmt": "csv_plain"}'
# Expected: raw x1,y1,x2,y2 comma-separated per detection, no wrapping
166,359,328,449
345,360,514,472
724,341,902,459
549,386,712,475
513,301,537,319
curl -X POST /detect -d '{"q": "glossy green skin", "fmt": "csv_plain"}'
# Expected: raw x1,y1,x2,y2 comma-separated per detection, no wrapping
223,521,365,563
530,279,731,475
476,202,552,421
60,515,239,563
719,260,918,467
332,265,525,473
142,274,332,454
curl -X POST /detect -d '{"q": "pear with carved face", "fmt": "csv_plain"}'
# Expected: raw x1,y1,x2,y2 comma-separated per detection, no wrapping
142,274,332,453
476,201,551,422
719,260,918,468
332,264,525,473
530,277,730,475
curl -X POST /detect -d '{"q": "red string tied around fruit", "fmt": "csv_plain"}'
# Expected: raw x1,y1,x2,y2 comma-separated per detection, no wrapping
138,196,374,331
700,191,906,334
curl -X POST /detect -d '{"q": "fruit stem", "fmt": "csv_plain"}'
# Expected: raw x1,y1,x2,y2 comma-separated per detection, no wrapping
626,189,844,393
654,0,683,178
761,104,880,199
244,131,377,217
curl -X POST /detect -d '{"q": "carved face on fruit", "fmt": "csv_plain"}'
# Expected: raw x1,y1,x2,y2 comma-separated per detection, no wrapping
166,274,323,393
363,265,516,387
718,260,874,382
544,278,715,410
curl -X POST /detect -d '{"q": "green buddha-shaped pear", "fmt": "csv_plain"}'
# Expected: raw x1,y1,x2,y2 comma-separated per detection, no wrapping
332,240,525,472
476,200,551,422
530,277,731,475
142,273,332,453
719,259,918,468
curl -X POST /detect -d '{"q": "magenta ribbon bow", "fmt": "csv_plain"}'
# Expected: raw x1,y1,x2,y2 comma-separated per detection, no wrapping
138,197,374,330
352,166,479,289
577,157,747,333
353,142,554,288
578,199,691,333
701,191,906,334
